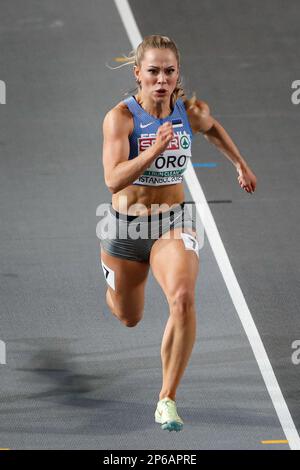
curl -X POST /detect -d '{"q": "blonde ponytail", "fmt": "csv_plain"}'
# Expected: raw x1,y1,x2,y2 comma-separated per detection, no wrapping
106,35,198,109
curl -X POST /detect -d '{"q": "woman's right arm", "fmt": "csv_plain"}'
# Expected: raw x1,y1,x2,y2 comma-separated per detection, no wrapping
102,108,173,193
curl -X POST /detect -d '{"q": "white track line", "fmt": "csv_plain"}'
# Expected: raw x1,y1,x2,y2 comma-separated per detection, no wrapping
114,0,300,450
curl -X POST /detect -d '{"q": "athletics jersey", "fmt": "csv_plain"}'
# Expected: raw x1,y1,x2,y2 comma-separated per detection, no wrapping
123,95,194,186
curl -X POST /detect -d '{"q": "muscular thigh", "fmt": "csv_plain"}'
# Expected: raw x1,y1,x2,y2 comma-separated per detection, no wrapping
100,248,150,314
149,228,200,302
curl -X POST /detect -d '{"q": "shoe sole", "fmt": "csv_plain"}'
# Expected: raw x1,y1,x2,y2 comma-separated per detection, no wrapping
155,413,183,432
161,421,183,432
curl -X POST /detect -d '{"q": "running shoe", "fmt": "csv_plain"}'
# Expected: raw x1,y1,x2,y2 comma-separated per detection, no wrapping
154,397,183,431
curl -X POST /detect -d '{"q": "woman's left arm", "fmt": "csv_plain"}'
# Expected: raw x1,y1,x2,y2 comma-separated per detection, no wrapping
187,100,257,194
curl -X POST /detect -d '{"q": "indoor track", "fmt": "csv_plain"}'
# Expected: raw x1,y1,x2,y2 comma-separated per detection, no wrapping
0,0,299,450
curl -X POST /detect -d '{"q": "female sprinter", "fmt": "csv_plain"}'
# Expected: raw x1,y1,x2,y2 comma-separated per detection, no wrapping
99,35,257,432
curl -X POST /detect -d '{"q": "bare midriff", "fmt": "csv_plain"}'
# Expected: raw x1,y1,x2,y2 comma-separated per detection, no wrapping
112,183,185,216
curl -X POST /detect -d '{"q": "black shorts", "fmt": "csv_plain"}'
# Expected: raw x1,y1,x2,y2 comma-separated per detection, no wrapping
98,202,199,263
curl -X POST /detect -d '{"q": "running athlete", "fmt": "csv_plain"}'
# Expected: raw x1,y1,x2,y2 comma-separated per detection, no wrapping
99,35,257,432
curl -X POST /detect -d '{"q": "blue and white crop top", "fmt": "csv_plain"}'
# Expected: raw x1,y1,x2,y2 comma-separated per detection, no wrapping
123,95,194,186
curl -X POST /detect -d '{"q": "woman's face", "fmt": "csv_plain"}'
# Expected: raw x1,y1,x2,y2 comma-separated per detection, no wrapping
134,48,179,103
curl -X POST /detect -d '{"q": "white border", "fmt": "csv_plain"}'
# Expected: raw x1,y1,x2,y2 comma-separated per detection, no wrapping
114,0,300,450
0,80,6,105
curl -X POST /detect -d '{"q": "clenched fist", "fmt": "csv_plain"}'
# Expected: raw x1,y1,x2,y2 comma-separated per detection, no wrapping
154,122,174,154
